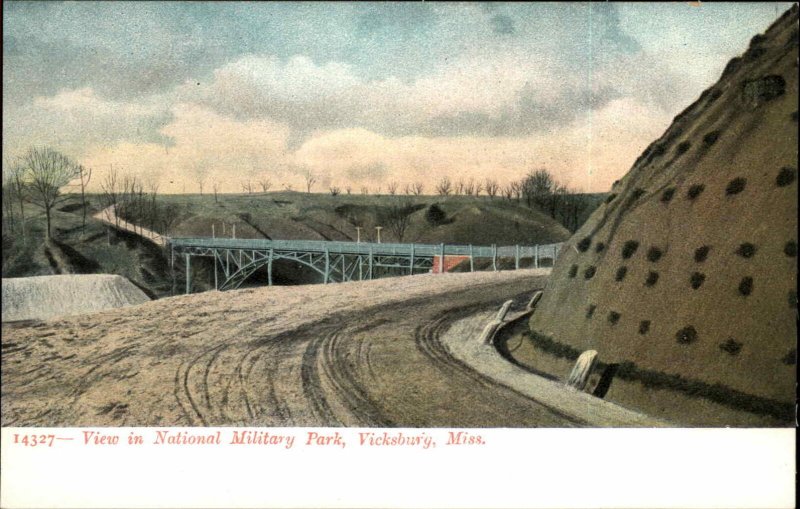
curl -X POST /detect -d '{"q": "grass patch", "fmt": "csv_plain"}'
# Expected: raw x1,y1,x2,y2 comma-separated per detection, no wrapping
694,245,710,262
676,326,698,344
725,178,746,195
614,266,628,282
738,277,753,296
621,240,639,259
687,184,705,200
646,246,663,262
690,272,705,290
776,167,796,187
660,188,676,203
645,271,659,287
719,338,743,356
736,243,756,258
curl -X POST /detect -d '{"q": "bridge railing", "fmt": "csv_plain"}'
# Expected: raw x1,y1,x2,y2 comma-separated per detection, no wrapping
170,237,563,260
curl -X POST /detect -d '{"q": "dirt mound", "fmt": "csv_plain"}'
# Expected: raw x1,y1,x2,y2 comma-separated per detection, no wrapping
528,6,798,425
2,274,151,322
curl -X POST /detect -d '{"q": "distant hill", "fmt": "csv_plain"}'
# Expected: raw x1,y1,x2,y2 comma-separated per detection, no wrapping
528,6,798,426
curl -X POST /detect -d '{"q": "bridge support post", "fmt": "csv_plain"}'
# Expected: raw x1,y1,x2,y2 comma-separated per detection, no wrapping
439,243,445,274
267,248,273,286
213,249,218,290
409,244,415,275
324,248,330,284
515,245,520,270
469,244,474,272
368,246,373,279
185,253,192,295
492,244,497,271
358,256,363,281
535,245,539,268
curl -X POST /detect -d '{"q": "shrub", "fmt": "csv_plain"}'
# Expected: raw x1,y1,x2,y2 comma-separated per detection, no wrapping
702,130,721,146
638,320,651,335
750,33,766,46
675,141,691,156
577,237,592,252
709,89,723,103
690,272,705,289
784,241,797,257
742,75,786,105
621,240,639,259
605,194,617,204
676,326,698,344
645,271,659,287
721,56,742,78
595,242,606,253
736,243,756,258
776,167,796,187
719,338,743,355
614,266,628,281
584,265,597,279
725,178,746,195
586,304,596,319
425,204,447,226
568,264,578,278
782,348,797,366
646,246,663,262
738,277,753,296
660,188,676,203
652,144,666,157
694,245,710,262
607,311,620,325
687,184,705,200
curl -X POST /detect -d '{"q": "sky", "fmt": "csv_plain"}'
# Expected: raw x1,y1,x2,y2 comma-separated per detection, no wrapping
2,2,792,193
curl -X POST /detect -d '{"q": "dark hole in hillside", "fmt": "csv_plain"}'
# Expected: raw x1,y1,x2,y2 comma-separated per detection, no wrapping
577,237,592,252
660,188,676,203
592,363,619,399
725,178,746,195
719,338,743,356
638,320,651,335
646,247,663,262
605,194,617,204
782,349,797,366
675,141,691,156
614,266,628,282
736,243,756,258
584,266,597,280
702,130,721,147
595,242,606,253
586,304,597,319
645,271,659,287
784,241,797,257
59,203,85,213
608,311,620,325
738,277,753,296
676,326,698,345
694,245,710,262
687,184,705,200
621,241,639,259
568,264,578,278
776,167,796,187
690,272,705,289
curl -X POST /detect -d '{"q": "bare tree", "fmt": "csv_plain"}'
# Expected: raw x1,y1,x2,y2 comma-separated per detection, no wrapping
345,186,352,195
3,164,27,240
212,180,221,203
412,182,424,196
463,178,475,196
474,180,484,197
360,186,369,195
74,165,92,234
485,179,499,199
20,147,81,239
387,181,398,196
241,180,253,194
454,179,465,195
258,178,272,193
283,183,294,192
329,186,341,196
435,176,452,196
304,171,317,194
100,164,120,243
383,198,415,242
198,178,205,196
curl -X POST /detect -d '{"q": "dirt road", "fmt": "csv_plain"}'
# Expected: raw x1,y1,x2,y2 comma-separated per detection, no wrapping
1,269,578,427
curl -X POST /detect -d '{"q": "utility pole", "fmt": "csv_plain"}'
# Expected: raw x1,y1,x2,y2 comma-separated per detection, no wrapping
375,226,382,243
356,226,361,243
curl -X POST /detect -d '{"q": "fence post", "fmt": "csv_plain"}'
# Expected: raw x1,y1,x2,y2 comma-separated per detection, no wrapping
232,223,236,239
368,246,373,280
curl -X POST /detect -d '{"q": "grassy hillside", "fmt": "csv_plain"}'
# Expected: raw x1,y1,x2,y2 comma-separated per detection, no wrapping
3,190,578,294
